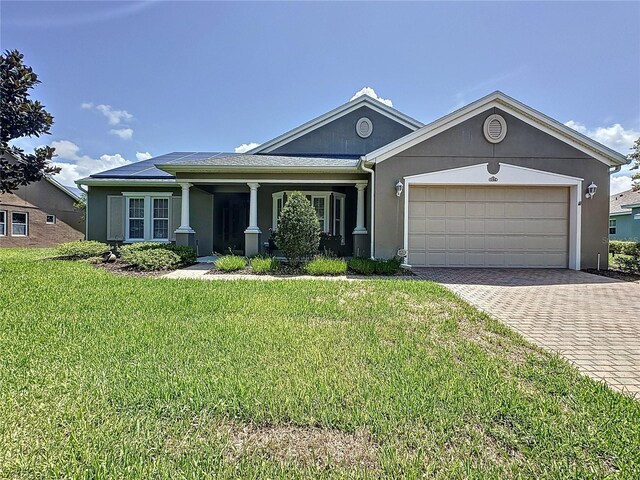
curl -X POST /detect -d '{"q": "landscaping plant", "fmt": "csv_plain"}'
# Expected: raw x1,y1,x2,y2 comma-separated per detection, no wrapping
55,240,110,259
119,242,197,266
250,256,280,274
120,247,182,271
304,256,347,276
214,255,247,272
273,191,320,265
347,257,376,275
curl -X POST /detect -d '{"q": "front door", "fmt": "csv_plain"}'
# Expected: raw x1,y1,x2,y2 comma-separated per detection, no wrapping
213,193,249,254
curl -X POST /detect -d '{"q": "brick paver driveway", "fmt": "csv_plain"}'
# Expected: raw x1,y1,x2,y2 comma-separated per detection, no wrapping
414,268,640,397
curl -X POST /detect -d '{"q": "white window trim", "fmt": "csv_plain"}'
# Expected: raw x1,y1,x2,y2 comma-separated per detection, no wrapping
152,198,170,241
123,192,173,242
333,193,346,244
0,210,6,236
46,214,56,225
272,192,285,229
272,191,331,232
11,211,28,237
609,219,617,234
402,163,583,271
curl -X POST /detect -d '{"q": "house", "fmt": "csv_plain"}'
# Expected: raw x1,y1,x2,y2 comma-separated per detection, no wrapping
78,91,628,270
0,171,85,247
609,189,640,241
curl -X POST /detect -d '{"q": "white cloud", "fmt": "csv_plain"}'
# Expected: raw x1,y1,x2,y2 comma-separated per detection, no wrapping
564,120,639,154
350,87,393,107
234,142,261,153
95,104,133,125
50,140,132,186
80,102,93,109
136,151,153,161
611,174,633,195
109,128,133,140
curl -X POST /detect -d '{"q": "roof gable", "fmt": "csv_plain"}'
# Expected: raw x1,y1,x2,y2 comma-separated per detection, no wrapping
364,91,629,167
249,95,423,155
610,189,640,214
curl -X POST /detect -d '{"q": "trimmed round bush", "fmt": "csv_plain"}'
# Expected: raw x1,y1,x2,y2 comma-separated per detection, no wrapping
56,240,110,259
305,256,347,276
215,255,247,272
610,240,640,256
121,248,181,271
273,191,320,265
120,242,196,266
250,257,280,274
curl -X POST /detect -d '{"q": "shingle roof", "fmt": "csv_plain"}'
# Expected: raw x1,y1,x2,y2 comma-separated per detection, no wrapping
91,152,218,178
610,189,640,215
163,153,360,169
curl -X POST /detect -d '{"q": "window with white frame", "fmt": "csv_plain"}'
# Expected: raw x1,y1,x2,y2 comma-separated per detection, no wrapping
11,212,28,236
123,192,173,242
609,219,617,235
333,193,345,243
307,195,328,232
272,192,285,229
46,214,56,224
273,191,343,238
0,210,6,236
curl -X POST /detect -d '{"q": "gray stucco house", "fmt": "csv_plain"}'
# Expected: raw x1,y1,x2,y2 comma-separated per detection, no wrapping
609,189,640,241
78,91,628,270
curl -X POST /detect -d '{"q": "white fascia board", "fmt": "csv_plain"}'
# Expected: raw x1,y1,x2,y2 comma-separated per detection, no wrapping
76,178,178,187
621,202,640,209
249,96,424,154
179,178,368,185
609,211,631,217
159,165,360,174
365,91,628,167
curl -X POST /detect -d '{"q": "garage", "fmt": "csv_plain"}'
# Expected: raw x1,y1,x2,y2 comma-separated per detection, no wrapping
407,185,570,268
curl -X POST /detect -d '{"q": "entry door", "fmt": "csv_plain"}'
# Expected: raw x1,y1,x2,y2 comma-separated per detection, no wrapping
408,186,569,267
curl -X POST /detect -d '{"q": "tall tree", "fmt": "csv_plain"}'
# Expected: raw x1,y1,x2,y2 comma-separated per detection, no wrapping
0,49,59,193
630,137,640,191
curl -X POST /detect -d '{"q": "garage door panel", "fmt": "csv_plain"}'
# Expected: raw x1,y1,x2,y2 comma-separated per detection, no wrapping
407,186,569,268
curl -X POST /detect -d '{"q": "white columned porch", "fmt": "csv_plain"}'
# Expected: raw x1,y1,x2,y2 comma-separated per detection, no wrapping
353,183,367,234
244,182,261,256
175,182,195,233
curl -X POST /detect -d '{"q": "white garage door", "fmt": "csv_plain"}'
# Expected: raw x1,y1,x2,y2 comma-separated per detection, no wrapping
408,186,569,268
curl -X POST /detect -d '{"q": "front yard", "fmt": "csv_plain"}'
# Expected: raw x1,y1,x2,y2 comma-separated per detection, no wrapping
1,249,639,478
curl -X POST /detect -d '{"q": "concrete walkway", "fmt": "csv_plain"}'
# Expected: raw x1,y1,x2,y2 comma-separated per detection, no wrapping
414,268,640,397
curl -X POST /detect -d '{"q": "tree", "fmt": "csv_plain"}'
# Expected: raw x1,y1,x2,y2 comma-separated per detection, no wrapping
629,137,640,192
273,191,321,265
0,49,59,193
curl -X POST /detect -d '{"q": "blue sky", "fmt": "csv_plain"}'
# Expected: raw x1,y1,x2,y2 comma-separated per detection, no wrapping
2,1,639,192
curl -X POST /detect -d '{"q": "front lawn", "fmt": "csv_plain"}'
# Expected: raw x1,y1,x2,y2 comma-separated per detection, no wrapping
1,249,639,478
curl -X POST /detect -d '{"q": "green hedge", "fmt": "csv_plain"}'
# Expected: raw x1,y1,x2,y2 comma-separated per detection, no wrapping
609,240,640,256
214,255,247,272
121,248,182,271
347,257,402,276
120,242,197,266
304,257,347,276
56,240,110,259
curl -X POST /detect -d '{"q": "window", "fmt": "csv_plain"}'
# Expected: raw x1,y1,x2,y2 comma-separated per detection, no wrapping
609,219,617,235
128,197,145,240
0,211,6,236
272,192,285,229
333,193,346,244
152,198,169,240
46,215,56,224
272,191,334,236
310,196,326,232
11,212,28,236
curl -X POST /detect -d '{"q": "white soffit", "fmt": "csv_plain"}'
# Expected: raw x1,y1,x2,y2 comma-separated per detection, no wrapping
364,91,629,167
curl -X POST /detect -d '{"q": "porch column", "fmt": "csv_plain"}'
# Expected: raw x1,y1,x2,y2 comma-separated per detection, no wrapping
175,182,196,248
244,182,261,256
352,182,369,257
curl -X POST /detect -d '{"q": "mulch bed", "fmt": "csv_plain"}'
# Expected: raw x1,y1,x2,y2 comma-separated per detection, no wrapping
583,268,640,283
206,265,414,278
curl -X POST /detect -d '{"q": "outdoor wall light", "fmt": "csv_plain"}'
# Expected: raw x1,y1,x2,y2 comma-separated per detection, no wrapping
395,180,404,197
585,182,598,199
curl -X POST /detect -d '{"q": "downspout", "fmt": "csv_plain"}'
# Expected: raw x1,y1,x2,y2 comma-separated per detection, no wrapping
609,165,622,174
358,158,375,259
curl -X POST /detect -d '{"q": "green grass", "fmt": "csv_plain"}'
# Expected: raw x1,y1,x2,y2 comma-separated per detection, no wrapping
305,256,347,276
214,254,247,272
1,248,639,478
250,256,280,274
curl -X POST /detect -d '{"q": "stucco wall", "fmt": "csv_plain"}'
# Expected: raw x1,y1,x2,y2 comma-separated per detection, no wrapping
269,106,413,156
0,179,84,247
610,212,640,241
374,108,611,269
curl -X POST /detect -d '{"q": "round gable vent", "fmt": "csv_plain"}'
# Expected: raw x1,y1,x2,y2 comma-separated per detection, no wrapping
356,117,373,138
483,114,507,143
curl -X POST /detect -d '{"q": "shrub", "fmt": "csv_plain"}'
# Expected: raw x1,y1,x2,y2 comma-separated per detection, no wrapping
120,242,196,266
348,257,376,275
374,257,402,275
56,240,110,259
215,255,246,272
121,248,181,271
250,256,280,274
305,256,347,276
610,240,640,256
273,191,320,265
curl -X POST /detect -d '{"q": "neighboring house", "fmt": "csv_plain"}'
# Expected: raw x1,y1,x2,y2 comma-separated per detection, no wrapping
0,169,85,247
609,189,640,241
78,91,628,270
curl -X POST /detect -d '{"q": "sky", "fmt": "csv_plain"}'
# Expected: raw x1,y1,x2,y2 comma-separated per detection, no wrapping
2,1,639,193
